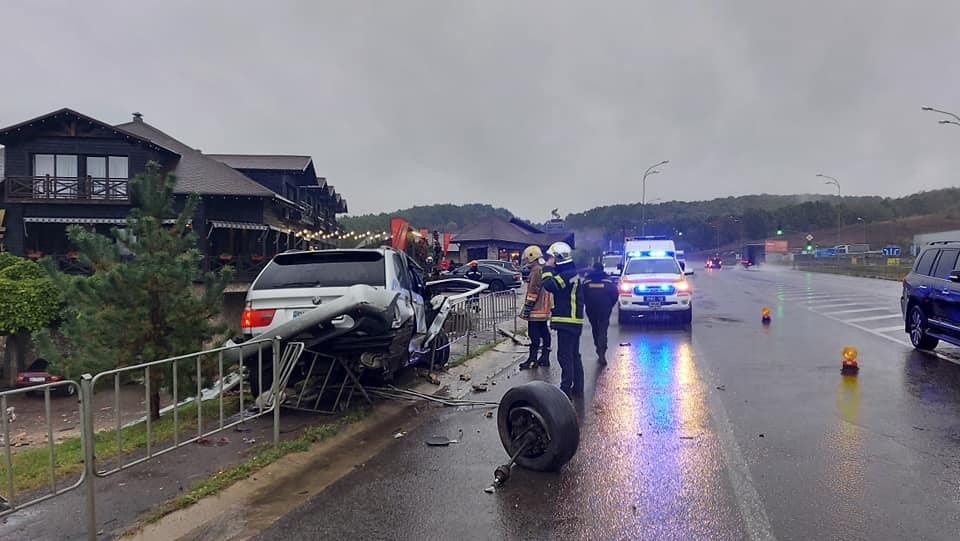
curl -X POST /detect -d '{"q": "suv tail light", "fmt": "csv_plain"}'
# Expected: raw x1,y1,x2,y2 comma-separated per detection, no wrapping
241,308,276,329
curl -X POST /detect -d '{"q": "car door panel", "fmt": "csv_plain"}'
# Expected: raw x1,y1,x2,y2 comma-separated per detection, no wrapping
930,249,959,327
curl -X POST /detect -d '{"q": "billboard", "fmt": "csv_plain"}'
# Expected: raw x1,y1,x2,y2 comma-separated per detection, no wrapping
764,239,789,253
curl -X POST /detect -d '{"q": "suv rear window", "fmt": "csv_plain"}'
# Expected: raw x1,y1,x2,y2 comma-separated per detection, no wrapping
624,258,680,275
914,249,939,276
252,251,386,290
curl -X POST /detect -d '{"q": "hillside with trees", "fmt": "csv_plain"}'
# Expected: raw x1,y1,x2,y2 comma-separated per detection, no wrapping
339,188,960,261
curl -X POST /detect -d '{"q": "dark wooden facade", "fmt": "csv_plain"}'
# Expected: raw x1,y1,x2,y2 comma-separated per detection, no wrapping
0,109,348,281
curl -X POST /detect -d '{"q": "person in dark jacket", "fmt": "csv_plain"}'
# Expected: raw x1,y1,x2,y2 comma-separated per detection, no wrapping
583,261,619,365
541,242,584,397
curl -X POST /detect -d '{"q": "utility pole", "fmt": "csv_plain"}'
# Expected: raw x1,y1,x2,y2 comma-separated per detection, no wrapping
641,160,669,235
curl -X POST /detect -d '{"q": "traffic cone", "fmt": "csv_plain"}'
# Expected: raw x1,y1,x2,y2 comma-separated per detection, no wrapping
761,307,771,325
841,346,859,374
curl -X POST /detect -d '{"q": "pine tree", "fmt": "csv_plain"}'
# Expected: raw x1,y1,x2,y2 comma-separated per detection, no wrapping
38,162,232,419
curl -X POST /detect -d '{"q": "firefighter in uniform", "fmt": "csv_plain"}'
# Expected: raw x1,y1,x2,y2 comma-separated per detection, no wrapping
519,245,551,369
541,242,584,397
582,261,619,365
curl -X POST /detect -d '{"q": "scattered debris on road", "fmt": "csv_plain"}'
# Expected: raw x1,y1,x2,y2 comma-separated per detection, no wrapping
483,485,496,494
619,342,631,346
393,431,407,439
484,410,494,418
472,383,489,393
759,433,765,438
459,373,472,382
716,385,726,391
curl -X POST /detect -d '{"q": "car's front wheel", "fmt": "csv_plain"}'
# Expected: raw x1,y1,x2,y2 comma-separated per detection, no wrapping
909,305,939,350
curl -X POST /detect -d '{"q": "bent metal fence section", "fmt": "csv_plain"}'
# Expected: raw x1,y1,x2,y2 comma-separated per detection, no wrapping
0,381,84,519
89,337,294,477
443,289,519,359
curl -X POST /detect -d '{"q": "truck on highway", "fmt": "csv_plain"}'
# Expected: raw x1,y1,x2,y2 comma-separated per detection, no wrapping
601,251,623,276
741,243,765,268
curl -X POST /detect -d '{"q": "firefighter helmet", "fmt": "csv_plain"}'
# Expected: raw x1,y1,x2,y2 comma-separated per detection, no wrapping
546,242,573,265
522,245,543,265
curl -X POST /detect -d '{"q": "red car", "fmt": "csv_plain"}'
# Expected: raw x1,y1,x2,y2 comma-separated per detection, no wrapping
15,359,75,397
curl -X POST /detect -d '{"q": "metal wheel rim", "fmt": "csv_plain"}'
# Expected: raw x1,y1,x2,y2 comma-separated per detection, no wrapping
910,308,923,345
507,405,550,458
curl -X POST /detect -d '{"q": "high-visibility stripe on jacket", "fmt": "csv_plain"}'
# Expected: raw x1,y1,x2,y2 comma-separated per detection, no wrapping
541,264,583,329
523,263,552,321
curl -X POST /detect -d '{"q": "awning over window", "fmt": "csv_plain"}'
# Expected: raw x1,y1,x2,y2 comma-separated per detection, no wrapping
24,216,128,224
208,220,268,231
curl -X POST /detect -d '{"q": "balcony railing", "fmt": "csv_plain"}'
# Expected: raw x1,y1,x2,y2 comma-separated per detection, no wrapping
3,175,129,203
25,253,269,283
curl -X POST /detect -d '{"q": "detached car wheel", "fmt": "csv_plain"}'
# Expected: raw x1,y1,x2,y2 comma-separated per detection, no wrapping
909,305,939,350
497,381,579,472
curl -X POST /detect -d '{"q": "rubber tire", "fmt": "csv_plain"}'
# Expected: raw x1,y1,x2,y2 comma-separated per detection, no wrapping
497,381,580,472
60,384,76,398
908,305,939,350
489,279,505,292
429,330,451,368
679,307,692,325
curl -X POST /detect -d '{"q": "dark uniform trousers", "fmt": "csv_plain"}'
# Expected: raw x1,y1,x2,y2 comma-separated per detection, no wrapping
556,326,584,394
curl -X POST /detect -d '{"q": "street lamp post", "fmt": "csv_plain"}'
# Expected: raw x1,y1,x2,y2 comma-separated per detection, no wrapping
816,173,842,242
857,217,867,246
921,106,960,127
641,160,669,235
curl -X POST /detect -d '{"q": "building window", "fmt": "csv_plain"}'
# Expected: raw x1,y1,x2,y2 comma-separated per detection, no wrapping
86,156,128,199
34,154,78,198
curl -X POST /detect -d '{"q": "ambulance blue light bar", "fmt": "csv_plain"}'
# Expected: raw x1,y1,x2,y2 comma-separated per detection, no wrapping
626,250,675,259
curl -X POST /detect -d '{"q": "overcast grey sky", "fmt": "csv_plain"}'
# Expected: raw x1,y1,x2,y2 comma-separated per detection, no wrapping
2,1,959,221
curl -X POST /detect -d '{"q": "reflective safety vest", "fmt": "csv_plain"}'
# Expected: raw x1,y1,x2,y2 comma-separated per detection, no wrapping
541,264,584,329
523,264,552,321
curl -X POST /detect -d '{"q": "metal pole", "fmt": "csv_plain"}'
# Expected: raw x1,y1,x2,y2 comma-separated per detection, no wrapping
466,303,472,357
272,336,281,448
81,374,97,541
640,160,668,236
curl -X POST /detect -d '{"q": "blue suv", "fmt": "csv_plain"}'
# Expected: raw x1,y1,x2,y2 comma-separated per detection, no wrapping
901,241,960,350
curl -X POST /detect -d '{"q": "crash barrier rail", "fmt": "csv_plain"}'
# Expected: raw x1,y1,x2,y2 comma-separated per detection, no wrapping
442,289,519,358
793,253,914,281
0,337,292,540
0,381,84,518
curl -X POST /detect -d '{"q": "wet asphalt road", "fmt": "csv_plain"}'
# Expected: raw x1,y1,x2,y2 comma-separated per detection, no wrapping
255,264,960,541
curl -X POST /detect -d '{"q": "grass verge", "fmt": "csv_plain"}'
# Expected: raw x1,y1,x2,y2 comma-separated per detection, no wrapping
1,396,240,494
448,337,508,368
129,408,367,532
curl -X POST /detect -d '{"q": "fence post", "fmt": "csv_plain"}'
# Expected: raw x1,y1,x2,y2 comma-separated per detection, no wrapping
466,304,472,357
513,291,518,334
272,336,281,448
81,374,97,541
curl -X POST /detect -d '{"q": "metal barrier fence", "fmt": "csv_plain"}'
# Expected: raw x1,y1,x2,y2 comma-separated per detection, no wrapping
793,253,914,281
443,289,519,359
0,336,290,540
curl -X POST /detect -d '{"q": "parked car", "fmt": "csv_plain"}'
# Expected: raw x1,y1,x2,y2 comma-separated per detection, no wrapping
901,241,960,351
449,263,522,291
476,259,520,272
15,358,75,397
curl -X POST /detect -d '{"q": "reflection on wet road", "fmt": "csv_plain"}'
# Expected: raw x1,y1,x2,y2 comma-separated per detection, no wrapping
553,325,745,540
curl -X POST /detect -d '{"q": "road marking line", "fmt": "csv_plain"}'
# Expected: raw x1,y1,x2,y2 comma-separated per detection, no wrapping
823,307,890,315
692,339,777,541
808,302,864,310
810,307,960,367
871,325,905,333
844,314,902,323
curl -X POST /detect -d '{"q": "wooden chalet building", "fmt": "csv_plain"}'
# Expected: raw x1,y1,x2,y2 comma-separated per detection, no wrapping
453,216,575,264
0,108,347,280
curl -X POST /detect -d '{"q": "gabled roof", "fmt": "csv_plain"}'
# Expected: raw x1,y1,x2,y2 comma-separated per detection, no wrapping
115,119,275,197
206,154,313,172
453,216,564,246
0,108,178,156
